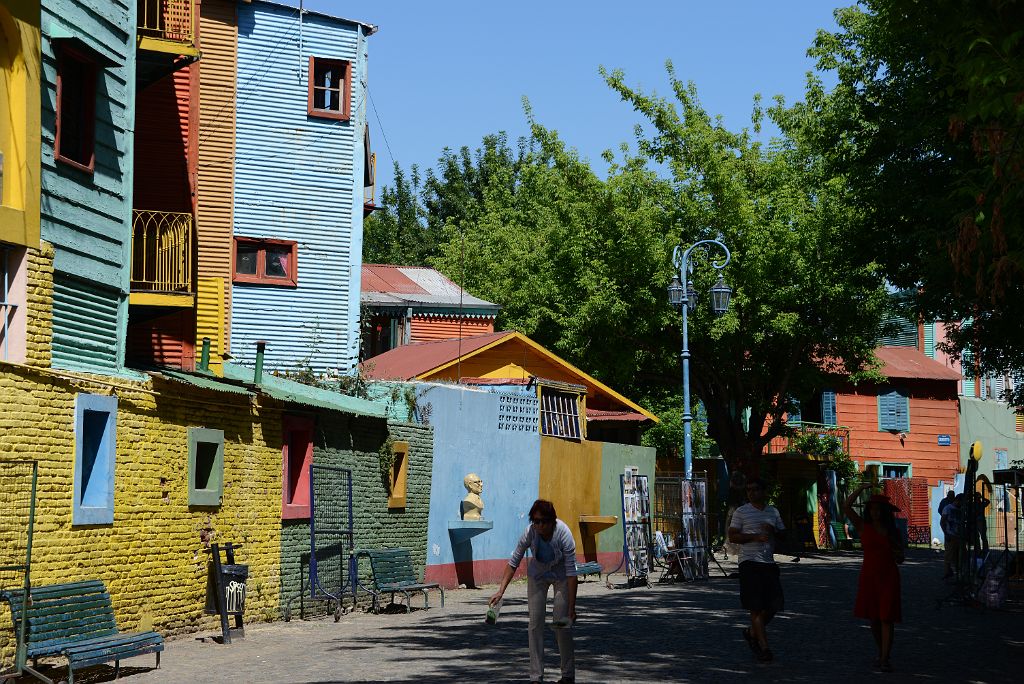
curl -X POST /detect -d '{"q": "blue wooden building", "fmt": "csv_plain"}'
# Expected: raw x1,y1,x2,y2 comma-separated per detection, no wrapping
39,0,137,374
231,1,377,375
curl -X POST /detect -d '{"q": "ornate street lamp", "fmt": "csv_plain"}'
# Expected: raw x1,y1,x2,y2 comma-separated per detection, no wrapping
670,239,732,479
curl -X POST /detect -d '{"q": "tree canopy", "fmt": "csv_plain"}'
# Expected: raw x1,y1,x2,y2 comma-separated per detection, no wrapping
797,0,1024,402
363,81,892,473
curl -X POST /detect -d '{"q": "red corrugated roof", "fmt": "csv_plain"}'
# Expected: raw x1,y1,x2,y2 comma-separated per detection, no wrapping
360,331,511,380
586,408,651,423
875,346,962,381
362,264,430,295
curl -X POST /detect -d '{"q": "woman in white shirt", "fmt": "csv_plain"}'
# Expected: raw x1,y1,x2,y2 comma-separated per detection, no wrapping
491,499,579,684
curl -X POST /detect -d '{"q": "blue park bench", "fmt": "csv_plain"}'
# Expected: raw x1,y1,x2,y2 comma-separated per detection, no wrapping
355,548,445,614
0,580,163,684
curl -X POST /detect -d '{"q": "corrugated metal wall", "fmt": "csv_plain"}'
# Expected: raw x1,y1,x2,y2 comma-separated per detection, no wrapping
231,2,368,373
40,0,135,373
196,276,225,374
196,0,236,350
133,66,193,212
410,316,495,343
126,309,195,369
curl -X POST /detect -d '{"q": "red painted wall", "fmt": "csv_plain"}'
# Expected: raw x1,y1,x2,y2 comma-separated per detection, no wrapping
838,380,960,485
134,65,196,213
410,316,494,343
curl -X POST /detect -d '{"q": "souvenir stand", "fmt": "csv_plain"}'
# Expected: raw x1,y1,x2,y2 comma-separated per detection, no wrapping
608,468,652,586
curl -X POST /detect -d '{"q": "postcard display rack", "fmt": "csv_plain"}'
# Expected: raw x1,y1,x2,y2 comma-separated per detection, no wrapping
619,469,653,585
678,476,710,580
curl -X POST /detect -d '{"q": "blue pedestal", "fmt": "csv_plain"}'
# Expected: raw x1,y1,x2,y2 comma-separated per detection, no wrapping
448,519,494,544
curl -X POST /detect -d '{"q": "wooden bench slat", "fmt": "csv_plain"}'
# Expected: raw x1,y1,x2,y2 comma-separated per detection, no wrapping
64,631,164,655
69,641,163,670
1,581,163,678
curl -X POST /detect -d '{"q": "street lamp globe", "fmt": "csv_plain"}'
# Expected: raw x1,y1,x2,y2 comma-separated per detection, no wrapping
668,275,685,308
710,275,732,315
686,281,699,309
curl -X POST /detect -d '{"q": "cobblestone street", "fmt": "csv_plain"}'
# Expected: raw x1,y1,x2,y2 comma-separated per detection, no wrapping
27,550,1023,683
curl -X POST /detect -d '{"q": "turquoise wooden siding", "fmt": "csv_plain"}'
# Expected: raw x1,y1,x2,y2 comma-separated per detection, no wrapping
40,0,135,373
52,276,121,372
878,389,910,432
231,1,372,374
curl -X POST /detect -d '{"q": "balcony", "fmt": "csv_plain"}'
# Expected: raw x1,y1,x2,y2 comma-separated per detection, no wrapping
130,209,195,307
136,0,200,86
765,422,851,460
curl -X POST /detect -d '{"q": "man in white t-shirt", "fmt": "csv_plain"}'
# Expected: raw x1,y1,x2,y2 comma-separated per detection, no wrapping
728,477,785,663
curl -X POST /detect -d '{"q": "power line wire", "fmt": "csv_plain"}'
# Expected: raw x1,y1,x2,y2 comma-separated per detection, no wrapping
368,88,396,168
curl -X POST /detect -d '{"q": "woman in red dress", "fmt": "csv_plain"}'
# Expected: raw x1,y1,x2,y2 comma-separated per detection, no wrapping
844,482,904,672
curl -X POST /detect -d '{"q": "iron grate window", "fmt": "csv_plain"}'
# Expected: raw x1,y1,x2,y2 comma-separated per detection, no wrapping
540,388,582,440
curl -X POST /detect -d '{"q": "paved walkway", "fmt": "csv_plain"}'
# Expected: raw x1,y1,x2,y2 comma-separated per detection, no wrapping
20,550,1024,683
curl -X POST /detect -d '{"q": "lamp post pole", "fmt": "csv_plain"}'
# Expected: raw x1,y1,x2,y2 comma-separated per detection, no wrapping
671,240,731,479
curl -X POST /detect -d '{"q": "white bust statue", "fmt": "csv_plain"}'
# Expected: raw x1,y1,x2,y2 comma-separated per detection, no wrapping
461,473,484,521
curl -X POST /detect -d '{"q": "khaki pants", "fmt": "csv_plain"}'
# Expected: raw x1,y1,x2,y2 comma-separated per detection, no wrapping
528,576,574,682
944,534,960,573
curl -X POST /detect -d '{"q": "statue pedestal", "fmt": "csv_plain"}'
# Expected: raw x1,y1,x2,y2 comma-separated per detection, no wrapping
448,520,494,589
579,514,619,533
447,519,494,543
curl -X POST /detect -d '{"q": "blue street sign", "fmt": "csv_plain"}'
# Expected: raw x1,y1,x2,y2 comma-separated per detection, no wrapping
937,434,952,446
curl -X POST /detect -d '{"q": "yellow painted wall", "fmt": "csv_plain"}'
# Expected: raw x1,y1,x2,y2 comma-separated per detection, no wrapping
0,249,286,666
538,436,603,551
0,0,41,247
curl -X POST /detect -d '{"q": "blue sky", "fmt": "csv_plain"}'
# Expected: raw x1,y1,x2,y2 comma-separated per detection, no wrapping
303,1,843,192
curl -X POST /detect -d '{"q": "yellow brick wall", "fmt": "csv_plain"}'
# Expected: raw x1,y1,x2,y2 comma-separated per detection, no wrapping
0,368,289,664
24,242,53,367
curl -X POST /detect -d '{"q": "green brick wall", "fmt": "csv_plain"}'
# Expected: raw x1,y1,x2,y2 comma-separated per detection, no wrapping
278,419,433,615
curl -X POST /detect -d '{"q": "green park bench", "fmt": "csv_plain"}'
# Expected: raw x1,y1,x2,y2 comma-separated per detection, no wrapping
831,521,857,551
0,580,163,684
355,548,445,614
575,561,603,580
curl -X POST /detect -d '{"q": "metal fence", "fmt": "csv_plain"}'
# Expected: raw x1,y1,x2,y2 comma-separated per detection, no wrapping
131,209,193,294
137,0,195,45
0,460,37,677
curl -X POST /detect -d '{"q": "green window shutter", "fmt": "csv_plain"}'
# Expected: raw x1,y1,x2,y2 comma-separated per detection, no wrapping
895,392,910,432
878,390,901,431
788,398,801,426
923,321,936,358
821,391,837,426
879,315,918,347
962,349,975,396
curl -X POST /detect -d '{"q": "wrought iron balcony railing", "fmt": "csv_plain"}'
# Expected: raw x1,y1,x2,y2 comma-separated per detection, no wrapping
138,0,195,47
765,422,851,458
131,209,193,293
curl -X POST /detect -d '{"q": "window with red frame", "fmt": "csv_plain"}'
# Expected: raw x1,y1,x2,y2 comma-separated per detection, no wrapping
233,237,298,286
55,46,97,172
307,56,351,120
281,415,313,519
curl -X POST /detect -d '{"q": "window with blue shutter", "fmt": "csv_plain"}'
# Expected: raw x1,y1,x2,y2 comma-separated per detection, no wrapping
787,398,801,427
878,390,910,432
821,391,837,426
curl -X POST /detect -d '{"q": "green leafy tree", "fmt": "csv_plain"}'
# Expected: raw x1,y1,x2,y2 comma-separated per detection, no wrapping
601,63,892,473
797,0,1024,404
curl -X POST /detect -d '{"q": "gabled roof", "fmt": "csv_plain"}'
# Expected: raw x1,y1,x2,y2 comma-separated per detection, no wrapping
875,346,962,381
361,264,500,314
361,331,510,380
360,331,658,422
